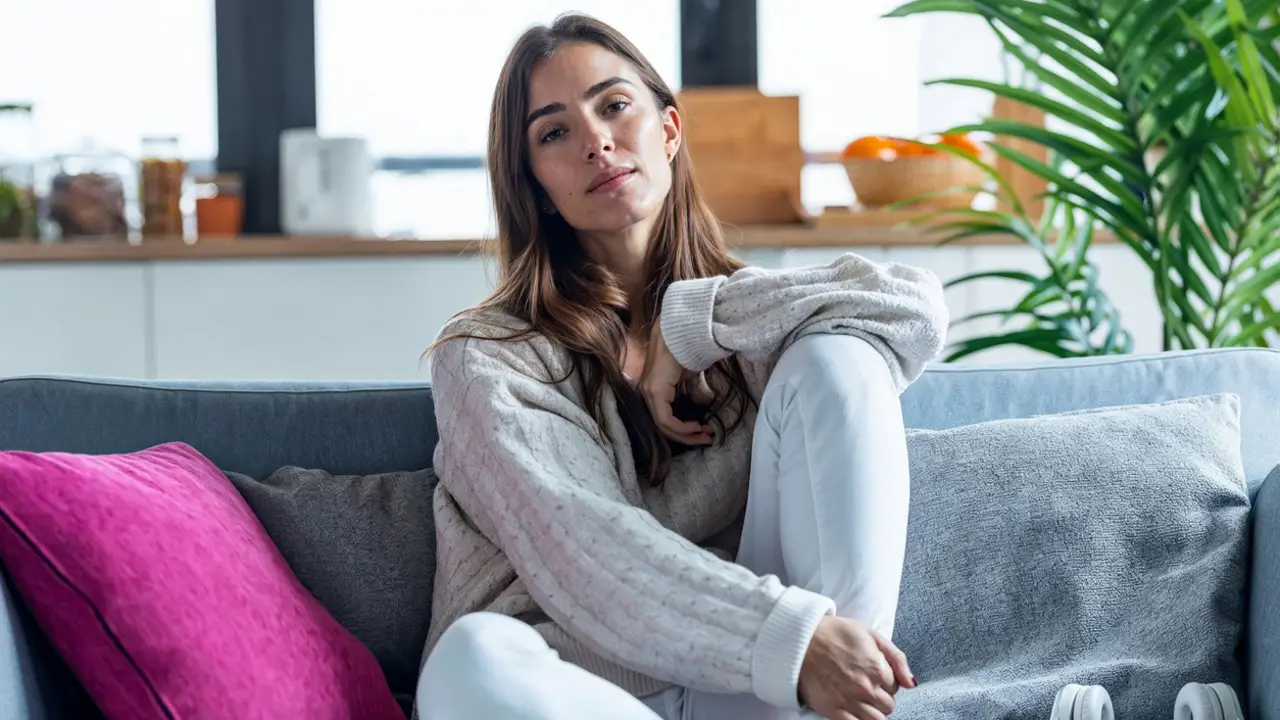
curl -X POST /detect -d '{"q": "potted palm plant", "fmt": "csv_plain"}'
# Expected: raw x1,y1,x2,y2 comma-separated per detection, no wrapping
888,0,1280,359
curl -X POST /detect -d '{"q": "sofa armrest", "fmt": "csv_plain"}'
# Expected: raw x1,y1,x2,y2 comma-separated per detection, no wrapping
0,567,99,720
0,567,52,720
1248,466,1280,718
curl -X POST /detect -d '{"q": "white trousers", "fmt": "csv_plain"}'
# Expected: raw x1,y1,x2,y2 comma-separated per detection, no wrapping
416,334,913,720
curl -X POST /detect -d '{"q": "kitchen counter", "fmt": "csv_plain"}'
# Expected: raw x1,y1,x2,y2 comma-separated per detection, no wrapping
0,211,1100,264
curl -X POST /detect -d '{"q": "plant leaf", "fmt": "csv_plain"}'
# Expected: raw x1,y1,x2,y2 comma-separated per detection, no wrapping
933,226,1028,245
1115,1,1187,74
951,308,1056,326
944,327,1079,362
943,269,1043,288
1226,0,1278,123
929,78,1136,152
1183,11,1262,177
1193,172,1240,252
1103,0,1150,44
883,0,977,18
988,2,1108,66
1221,261,1280,317
1233,309,1280,345
1228,231,1280,279
1178,214,1226,279
884,185,993,211
978,3,1121,102
986,143,1149,232
992,24,1127,122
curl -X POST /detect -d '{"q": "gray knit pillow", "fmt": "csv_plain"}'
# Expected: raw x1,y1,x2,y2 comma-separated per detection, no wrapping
893,394,1249,720
225,466,438,714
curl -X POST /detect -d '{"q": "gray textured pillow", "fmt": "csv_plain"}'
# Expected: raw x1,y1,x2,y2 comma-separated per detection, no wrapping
893,394,1249,720
225,466,438,710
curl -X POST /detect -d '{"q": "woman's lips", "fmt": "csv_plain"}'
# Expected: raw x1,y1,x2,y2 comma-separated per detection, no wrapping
587,168,636,194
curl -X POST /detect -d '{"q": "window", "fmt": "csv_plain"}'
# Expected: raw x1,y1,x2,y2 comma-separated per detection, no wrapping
757,1,1002,209
0,0,218,160
316,1,679,237
757,0,920,208
316,1,680,159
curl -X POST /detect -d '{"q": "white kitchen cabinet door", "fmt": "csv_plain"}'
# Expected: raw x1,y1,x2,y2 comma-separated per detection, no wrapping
150,256,494,381
0,263,149,378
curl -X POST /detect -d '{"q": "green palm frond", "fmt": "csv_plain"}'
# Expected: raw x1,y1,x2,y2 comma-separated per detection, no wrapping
887,0,1280,357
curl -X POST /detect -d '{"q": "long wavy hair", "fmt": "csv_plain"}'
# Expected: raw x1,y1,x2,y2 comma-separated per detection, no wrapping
435,13,752,485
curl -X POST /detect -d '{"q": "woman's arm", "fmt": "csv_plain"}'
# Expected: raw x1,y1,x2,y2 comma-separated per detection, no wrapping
430,332,834,709
658,252,949,391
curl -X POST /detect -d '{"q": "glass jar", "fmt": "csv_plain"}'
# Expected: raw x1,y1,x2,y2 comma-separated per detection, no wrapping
0,103,38,241
139,135,187,238
46,142,138,241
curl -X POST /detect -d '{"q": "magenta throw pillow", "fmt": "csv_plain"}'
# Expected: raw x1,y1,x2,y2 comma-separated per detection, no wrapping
0,442,405,719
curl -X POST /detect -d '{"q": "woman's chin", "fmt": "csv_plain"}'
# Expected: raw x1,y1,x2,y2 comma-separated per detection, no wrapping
571,199,662,233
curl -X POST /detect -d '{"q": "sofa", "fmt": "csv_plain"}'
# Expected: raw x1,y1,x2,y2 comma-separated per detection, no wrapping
0,347,1278,719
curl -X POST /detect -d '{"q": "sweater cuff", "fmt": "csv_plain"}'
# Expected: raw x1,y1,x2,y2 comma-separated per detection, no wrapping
660,276,729,372
751,586,836,710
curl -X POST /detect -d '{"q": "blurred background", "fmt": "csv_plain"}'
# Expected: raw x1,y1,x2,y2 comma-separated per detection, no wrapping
5,0,1262,381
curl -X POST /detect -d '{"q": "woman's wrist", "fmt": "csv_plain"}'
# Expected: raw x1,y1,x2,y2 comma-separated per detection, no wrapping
751,586,835,710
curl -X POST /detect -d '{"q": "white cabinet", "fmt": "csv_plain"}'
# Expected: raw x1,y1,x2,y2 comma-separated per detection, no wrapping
2,246,1165,381
150,257,492,380
0,263,149,378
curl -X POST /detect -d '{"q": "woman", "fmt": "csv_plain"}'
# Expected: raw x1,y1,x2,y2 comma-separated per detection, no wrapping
416,13,948,720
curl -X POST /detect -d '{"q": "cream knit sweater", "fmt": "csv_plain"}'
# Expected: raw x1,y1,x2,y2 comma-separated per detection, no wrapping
422,252,949,711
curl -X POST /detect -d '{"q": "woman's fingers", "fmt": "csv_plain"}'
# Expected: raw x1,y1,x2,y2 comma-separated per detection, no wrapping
864,685,896,715
644,384,713,445
873,631,916,689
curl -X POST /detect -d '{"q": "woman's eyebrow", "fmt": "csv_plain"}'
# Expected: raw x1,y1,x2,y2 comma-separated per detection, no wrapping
526,77,633,129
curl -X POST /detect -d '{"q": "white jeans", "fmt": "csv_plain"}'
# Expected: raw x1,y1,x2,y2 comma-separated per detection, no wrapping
416,334,913,720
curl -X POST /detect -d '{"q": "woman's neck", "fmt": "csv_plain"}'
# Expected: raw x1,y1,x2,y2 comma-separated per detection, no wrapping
577,219,654,328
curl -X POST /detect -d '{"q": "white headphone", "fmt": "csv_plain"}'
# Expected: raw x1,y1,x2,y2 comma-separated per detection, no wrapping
1048,682,1242,720
1051,684,1115,720
1174,682,1244,720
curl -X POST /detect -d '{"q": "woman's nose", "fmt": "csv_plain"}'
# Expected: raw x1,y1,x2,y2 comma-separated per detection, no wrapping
582,121,614,161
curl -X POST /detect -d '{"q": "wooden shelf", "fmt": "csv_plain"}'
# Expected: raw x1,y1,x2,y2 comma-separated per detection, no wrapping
0,217,1101,264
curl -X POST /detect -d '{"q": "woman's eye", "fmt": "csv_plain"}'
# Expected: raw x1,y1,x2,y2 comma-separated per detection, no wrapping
605,99,630,113
539,127,566,144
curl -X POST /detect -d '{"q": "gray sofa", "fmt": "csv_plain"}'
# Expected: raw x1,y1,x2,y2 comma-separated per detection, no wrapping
1,347,1279,719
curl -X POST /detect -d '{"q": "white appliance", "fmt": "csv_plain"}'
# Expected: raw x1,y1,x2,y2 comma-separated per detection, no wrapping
280,128,374,236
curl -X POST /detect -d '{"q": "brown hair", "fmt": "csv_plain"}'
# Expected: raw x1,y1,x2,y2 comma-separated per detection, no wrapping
435,13,751,485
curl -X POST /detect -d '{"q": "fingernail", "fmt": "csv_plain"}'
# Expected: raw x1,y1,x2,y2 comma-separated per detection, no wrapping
910,675,918,688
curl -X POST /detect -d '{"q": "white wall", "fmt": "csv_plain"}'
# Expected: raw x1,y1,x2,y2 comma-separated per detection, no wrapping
0,245,1165,382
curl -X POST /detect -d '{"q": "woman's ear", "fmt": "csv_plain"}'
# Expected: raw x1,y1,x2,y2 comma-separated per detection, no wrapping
662,106,682,160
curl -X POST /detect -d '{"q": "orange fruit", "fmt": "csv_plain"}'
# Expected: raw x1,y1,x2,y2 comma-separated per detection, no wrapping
842,136,902,160
896,140,940,156
936,133,984,157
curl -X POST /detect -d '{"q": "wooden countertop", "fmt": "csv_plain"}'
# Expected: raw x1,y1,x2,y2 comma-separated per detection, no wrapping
0,211,1084,264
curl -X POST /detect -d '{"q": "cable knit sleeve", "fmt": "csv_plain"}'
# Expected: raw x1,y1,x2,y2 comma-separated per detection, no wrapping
659,252,949,392
429,331,834,710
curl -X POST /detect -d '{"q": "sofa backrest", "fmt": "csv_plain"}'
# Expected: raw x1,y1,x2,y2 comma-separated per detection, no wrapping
6,349,1278,485
899,347,1280,492
0,378,439,479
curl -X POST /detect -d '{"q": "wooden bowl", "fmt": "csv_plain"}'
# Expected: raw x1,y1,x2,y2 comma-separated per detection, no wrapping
842,154,988,210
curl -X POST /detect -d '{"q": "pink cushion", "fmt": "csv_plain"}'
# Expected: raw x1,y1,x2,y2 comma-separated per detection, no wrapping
0,442,405,719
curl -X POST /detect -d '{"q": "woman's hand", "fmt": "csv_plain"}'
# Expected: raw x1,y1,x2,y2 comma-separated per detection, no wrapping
799,616,916,720
639,317,714,446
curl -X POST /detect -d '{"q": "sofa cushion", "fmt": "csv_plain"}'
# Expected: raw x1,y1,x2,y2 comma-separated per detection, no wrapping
0,442,404,720
225,466,438,712
893,394,1250,719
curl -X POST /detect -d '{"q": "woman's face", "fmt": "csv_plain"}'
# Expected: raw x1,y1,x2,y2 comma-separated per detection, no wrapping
524,43,681,234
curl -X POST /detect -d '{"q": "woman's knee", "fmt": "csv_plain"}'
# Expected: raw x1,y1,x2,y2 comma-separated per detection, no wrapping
418,613,550,716
764,334,895,413
428,612,548,670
